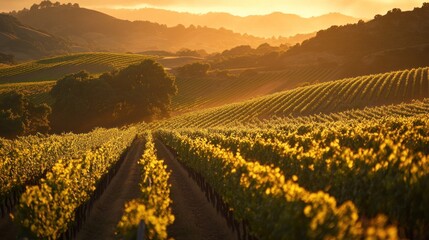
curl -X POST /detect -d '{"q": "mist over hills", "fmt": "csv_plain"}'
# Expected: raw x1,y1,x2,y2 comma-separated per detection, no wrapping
282,5,429,76
215,4,429,79
0,14,74,60
100,8,360,38
10,3,291,54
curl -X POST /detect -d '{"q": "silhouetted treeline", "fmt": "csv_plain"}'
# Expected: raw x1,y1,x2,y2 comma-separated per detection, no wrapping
0,60,177,137
50,59,177,133
10,1,79,15
10,1,287,53
209,43,288,69
175,62,210,78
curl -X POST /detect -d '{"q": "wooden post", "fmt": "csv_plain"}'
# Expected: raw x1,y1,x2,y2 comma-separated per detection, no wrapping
137,220,146,240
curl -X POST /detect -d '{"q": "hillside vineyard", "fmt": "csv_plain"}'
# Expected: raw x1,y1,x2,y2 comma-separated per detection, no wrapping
2,2,429,239
2,93,429,239
1,59,429,239
155,68,429,129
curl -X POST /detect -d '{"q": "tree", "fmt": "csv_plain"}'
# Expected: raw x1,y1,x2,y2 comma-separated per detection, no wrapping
176,48,207,57
30,4,39,11
109,59,178,123
175,62,210,78
50,71,116,132
221,45,253,57
0,91,51,138
50,60,177,132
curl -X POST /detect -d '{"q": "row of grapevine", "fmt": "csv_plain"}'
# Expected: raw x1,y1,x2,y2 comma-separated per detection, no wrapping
0,81,54,96
176,114,429,238
13,127,137,239
250,99,429,128
117,132,174,239
0,53,151,83
157,130,399,239
154,97,429,130
0,128,134,216
153,66,429,128
172,66,340,113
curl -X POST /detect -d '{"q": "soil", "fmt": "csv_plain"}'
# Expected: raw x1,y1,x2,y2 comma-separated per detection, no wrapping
76,139,144,240
155,139,236,240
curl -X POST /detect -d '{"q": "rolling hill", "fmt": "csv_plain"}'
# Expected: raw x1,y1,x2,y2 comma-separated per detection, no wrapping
0,52,153,83
208,4,429,81
0,14,74,60
10,2,287,53
154,67,429,128
100,8,359,39
0,53,342,113
277,4,429,76
2,2,429,240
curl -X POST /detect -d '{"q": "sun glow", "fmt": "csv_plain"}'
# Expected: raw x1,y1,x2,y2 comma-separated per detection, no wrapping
106,3,327,17
96,0,427,18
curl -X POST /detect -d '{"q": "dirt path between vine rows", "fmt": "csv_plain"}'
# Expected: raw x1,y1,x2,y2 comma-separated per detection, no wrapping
155,139,236,240
0,139,144,240
0,209,19,239
76,139,144,240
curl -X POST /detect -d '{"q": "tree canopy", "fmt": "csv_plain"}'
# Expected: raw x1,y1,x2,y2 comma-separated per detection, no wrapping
175,62,210,78
0,91,51,138
50,59,177,132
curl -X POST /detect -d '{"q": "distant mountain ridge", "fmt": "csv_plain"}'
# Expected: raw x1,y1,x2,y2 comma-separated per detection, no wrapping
11,2,292,53
100,8,360,38
0,14,74,60
278,4,429,76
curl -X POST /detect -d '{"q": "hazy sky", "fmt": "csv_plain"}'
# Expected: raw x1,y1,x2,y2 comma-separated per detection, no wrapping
1,0,427,18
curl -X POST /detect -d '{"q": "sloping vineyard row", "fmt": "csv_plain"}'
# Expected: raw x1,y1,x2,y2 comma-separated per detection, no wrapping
0,127,135,214
0,53,150,80
173,114,429,238
158,130,398,239
117,132,174,239
172,67,340,113
14,127,137,239
156,68,429,128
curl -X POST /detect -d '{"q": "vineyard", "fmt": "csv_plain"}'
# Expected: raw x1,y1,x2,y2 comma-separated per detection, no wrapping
2,0,429,238
1,61,429,239
0,59,342,113
0,53,152,83
160,67,429,127
157,112,428,239
0,81,55,105
173,66,341,113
